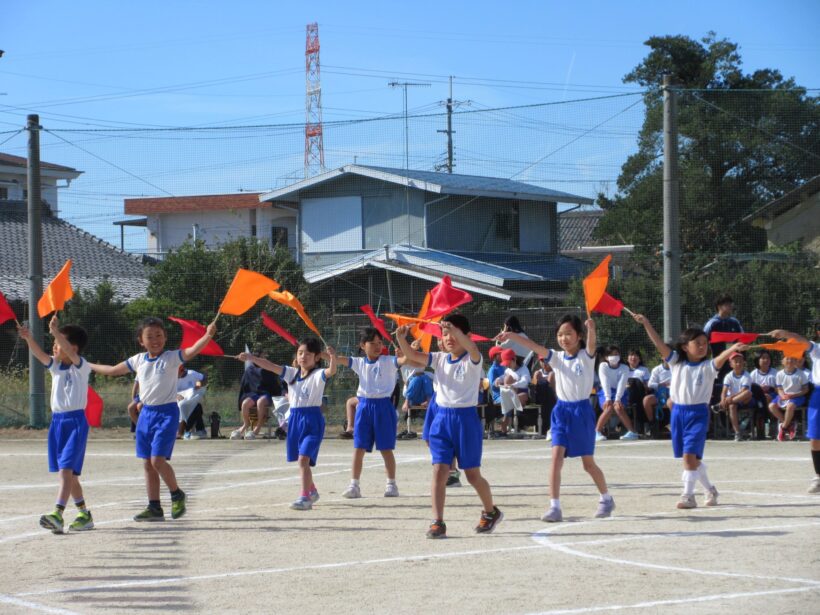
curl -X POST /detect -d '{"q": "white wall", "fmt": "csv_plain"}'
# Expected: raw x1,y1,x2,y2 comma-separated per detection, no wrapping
0,170,62,214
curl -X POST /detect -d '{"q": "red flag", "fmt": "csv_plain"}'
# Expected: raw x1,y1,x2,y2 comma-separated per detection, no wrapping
85,386,103,428
709,332,759,344
593,292,624,317
424,276,472,320
418,321,492,342
261,312,298,346
168,317,224,356
0,290,16,325
360,305,392,343
38,259,74,317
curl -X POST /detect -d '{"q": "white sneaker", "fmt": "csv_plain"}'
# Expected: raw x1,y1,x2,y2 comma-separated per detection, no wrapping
189,432,202,440
290,496,312,511
620,431,639,441
229,429,244,440
384,482,399,497
342,483,362,499
676,494,697,509
705,486,719,506
595,431,607,442
545,430,552,442
541,507,562,523
244,431,256,441
808,476,820,494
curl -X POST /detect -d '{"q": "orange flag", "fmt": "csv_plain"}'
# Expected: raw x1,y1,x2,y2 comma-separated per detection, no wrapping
268,290,322,338
38,260,74,317
760,340,810,359
413,291,440,352
219,269,280,316
582,254,624,317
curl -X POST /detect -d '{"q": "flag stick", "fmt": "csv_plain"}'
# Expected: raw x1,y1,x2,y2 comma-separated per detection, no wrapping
622,307,636,317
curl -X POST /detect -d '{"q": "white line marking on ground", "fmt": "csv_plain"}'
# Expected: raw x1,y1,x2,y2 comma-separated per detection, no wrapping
0,592,80,615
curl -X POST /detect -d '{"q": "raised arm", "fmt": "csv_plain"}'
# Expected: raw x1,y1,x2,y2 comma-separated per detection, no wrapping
585,318,596,357
631,313,672,360
441,321,481,363
713,342,750,371
236,352,285,376
89,361,131,377
181,321,217,361
767,329,809,345
494,331,550,358
48,315,81,366
16,324,52,367
323,346,338,379
394,325,429,367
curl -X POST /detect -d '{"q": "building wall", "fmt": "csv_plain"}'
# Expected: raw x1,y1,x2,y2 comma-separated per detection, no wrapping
0,170,62,214
765,192,820,255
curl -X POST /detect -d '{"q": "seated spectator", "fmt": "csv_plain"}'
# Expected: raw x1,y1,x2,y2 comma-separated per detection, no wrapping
596,345,639,441
177,365,208,440
750,349,777,404
643,358,672,435
769,355,810,441
532,357,556,438
231,348,284,441
494,349,530,436
626,349,651,421
718,352,754,441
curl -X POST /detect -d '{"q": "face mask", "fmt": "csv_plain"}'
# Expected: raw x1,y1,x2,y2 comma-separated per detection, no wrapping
607,355,620,367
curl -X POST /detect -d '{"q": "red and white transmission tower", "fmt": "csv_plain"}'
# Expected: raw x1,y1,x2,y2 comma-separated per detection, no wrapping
304,22,325,177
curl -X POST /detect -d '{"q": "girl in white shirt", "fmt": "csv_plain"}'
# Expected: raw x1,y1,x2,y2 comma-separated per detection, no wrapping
595,345,639,442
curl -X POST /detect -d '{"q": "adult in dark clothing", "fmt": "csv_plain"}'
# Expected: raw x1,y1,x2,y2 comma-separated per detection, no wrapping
703,294,744,402
231,354,284,441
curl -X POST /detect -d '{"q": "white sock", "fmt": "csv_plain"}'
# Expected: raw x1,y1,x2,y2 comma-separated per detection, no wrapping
351,478,360,486
697,462,714,490
550,498,560,509
386,478,396,485
682,470,697,496
599,491,612,502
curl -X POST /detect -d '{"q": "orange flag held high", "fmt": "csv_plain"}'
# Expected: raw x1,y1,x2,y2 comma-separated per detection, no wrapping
219,269,280,316
760,339,810,359
582,255,624,317
268,290,322,338
38,260,74,318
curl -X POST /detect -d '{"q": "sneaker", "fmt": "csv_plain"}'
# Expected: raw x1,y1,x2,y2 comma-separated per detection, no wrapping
777,423,785,442
338,431,354,440
705,486,719,507
446,471,462,488
475,506,504,534
171,493,187,519
134,507,165,522
230,429,244,440
808,476,820,494
595,497,615,518
788,422,797,440
39,511,64,534
69,510,94,531
676,494,697,510
384,482,400,497
620,431,639,441
183,432,191,440
244,431,256,441
426,520,447,539
710,404,723,414
342,483,362,499
274,427,287,440
290,496,312,511
733,432,742,442
545,429,552,442
595,431,607,442
309,488,320,503
541,507,562,523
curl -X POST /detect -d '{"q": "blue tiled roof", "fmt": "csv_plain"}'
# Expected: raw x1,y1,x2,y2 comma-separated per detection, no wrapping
451,252,590,282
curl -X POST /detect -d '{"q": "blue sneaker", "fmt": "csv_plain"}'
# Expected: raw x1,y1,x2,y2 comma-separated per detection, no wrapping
290,496,312,511
595,497,615,518
309,488,320,503
620,431,639,441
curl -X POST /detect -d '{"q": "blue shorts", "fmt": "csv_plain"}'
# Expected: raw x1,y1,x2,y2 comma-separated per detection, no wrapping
427,405,483,469
807,387,820,440
596,388,629,408
287,406,325,466
671,403,709,459
241,393,272,404
771,394,806,409
136,402,180,460
354,397,398,452
421,394,438,442
551,399,596,458
48,410,89,475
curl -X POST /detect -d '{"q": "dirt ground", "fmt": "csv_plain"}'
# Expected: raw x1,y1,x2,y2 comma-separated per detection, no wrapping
0,434,818,615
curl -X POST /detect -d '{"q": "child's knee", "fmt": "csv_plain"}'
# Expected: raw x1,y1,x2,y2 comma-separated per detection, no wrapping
464,468,482,484
581,456,598,472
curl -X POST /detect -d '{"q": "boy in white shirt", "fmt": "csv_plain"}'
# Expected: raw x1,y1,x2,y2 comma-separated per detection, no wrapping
719,352,754,441
769,355,809,442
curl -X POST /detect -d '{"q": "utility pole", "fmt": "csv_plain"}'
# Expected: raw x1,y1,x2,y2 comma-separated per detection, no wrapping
662,75,681,342
435,76,469,173
27,114,46,429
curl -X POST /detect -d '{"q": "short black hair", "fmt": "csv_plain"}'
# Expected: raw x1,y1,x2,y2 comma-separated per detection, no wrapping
674,328,708,361
359,326,384,344
136,317,166,341
715,294,734,309
555,314,585,344
504,315,523,333
627,348,644,365
604,344,621,356
442,313,471,335
59,324,88,353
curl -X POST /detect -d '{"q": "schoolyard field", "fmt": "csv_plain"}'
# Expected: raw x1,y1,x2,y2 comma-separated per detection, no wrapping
0,434,818,615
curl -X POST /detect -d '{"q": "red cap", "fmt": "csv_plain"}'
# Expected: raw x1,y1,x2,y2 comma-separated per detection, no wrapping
488,346,503,359
729,351,744,360
500,348,517,366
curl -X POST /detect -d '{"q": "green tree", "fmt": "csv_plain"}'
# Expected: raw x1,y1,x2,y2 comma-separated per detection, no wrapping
595,32,820,256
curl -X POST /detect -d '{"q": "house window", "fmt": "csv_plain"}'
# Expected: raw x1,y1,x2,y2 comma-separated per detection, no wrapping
271,226,288,247
0,187,7,200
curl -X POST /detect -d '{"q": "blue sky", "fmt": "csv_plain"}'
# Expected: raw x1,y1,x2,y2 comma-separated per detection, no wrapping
1,0,818,251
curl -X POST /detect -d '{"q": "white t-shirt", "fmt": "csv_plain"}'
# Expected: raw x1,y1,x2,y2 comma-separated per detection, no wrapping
722,370,752,397
348,355,399,398
281,366,328,408
428,351,483,408
177,369,205,393
496,332,531,358
810,343,820,385
628,365,651,383
545,349,596,402
598,363,629,400
750,368,777,390
648,364,671,390
665,350,718,405
126,350,184,407
496,364,531,391
775,369,809,396
47,357,91,413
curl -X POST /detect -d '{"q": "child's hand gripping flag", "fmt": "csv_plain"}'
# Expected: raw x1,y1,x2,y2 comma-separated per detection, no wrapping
582,255,627,317
218,269,280,316
168,317,225,356
37,259,74,318
0,290,18,326
268,290,323,340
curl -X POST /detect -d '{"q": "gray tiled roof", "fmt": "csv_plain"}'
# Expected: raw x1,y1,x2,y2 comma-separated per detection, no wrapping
559,210,604,252
0,201,150,303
